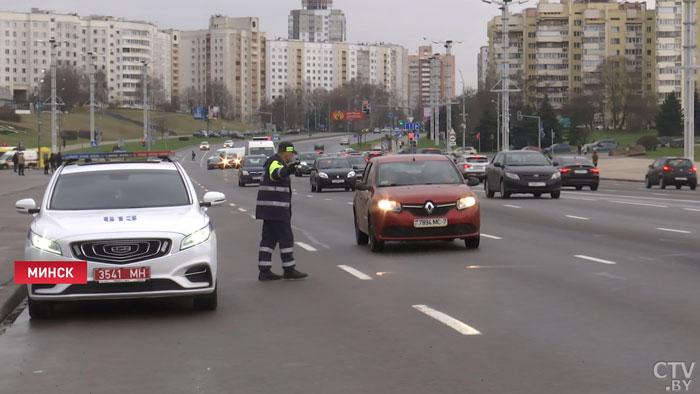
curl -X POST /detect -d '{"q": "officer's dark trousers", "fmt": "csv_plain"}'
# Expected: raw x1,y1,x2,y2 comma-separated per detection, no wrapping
258,220,295,270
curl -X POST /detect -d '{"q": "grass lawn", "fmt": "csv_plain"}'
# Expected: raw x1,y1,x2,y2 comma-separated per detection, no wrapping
586,129,656,147
637,146,700,159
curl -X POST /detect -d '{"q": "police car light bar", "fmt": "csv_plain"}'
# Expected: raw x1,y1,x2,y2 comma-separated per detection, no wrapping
62,151,175,161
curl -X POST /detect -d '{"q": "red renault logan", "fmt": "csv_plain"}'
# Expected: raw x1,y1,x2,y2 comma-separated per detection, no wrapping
353,154,481,252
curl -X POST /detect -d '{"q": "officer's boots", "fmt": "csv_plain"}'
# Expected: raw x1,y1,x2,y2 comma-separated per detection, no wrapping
283,267,308,280
258,268,282,281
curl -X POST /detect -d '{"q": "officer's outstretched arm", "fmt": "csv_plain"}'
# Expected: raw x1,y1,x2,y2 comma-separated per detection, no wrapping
270,160,297,182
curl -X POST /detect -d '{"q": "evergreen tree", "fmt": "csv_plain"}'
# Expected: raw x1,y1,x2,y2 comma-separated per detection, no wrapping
655,93,683,137
537,95,562,143
474,107,498,151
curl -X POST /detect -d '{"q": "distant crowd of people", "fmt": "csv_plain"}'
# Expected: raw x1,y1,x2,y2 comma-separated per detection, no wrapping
10,151,62,176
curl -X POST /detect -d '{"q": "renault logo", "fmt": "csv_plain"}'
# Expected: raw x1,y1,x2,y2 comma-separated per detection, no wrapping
534,174,540,178
424,201,435,214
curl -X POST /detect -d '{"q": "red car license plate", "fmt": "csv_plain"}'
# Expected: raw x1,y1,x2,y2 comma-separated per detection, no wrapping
94,267,150,283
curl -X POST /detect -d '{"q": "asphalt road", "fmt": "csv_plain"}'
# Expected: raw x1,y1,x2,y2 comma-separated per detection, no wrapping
1,137,699,394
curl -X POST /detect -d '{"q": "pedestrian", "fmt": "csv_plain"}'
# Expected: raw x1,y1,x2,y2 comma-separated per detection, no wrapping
17,152,25,176
592,150,599,168
255,141,307,281
43,153,49,174
62,139,66,149
11,151,18,172
577,144,582,155
191,150,196,161
49,153,56,173
56,152,63,168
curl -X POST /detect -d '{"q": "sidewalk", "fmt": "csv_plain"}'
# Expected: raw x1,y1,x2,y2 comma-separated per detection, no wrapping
596,156,700,182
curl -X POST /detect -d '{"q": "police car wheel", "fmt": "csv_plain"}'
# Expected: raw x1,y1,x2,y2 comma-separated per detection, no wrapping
193,286,217,311
28,298,53,319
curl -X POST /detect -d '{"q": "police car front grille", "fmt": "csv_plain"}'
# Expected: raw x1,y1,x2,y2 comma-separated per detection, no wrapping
71,239,171,265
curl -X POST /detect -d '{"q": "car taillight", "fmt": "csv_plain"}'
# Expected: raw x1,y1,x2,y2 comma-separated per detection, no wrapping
663,165,670,171
463,163,471,169
591,168,599,174
691,167,697,172
560,168,571,174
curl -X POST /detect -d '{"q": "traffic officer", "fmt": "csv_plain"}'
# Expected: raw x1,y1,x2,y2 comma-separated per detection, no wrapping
255,141,308,281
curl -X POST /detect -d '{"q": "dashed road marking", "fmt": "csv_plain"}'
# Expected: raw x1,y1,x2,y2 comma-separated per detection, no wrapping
574,255,617,265
307,194,313,198
250,214,256,220
238,208,247,212
593,272,626,281
325,198,333,201
229,203,236,207
503,204,520,209
295,242,317,252
337,265,373,280
656,227,692,234
683,208,700,212
565,215,589,220
347,202,354,205
481,233,502,240
412,305,481,336
609,200,668,208
564,196,597,201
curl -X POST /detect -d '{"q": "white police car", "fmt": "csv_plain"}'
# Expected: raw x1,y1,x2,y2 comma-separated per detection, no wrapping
15,154,225,318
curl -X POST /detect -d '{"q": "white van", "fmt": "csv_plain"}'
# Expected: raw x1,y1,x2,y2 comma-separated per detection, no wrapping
248,137,275,157
0,150,39,169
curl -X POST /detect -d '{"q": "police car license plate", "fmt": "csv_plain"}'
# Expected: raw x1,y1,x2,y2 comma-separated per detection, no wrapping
94,267,150,283
528,182,546,187
332,179,344,183
414,218,448,228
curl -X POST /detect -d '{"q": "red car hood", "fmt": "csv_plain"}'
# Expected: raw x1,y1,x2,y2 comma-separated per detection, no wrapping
374,184,474,204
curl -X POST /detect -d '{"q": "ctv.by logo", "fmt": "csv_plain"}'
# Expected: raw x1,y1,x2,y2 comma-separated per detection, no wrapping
654,361,695,392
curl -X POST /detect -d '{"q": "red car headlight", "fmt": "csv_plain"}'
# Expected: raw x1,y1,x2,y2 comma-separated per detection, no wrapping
377,199,402,213
456,196,477,210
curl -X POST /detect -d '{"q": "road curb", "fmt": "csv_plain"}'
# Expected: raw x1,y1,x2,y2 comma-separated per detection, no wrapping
600,177,643,183
0,283,26,321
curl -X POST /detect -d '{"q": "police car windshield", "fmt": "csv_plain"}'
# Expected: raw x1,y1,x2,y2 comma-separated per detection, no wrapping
377,161,462,186
250,148,274,156
318,158,351,169
50,170,190,210
243,157,265,166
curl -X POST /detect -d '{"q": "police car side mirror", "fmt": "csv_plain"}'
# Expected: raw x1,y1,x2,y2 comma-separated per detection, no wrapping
201,192,226,207
16,198,39,214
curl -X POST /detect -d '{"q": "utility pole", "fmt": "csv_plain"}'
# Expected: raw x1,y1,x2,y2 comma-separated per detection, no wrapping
459,70,467,149
50,38,58,154
430,54,440,146
483,0,527,151
142,61,149,151
427,38,463,151
682,0,696,161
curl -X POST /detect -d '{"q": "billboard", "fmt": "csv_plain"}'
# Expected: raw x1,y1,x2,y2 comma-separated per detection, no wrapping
346,111,365,121
209,106,220,120
193,106,208,120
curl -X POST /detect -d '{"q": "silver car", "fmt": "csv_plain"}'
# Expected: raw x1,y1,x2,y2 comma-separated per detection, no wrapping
16,159,225,318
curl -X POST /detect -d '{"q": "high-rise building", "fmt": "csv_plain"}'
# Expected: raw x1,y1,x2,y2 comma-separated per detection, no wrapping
266,39,408,105
180,15,266,122
486,0,655,109
0,8,175,106
655,0,681,101
407,45,455,108
288,0,346,43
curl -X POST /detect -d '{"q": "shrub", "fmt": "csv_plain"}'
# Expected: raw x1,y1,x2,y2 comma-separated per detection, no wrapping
178,136,189,141
636,135,658,151
0,109,20,122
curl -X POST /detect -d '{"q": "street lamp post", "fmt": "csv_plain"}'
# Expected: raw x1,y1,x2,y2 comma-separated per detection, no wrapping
459,70,467,149
142,61,150,151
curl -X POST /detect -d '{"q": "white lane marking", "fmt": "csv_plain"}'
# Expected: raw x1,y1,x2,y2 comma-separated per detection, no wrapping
307,194,313,198
238,208,247,212
325,198,333,201
656,227,692,234
574,255,617,265
565,215,590,220
250,214,256,220
593,272,627,281
296,242,317,252
609,200,668,208
564,191,700,205
481,233,502,240
229,203,236,207
347,202,354,205
412,305,481,336
503,204,521,209
564,196,598,201
337,265,373,280
205,189,209,192
683,208,700,212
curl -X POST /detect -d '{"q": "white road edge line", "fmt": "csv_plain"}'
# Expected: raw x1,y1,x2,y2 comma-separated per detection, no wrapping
656,227,692,234
503,204,521,209
574,255,617,265
608,200,668,208
229,203,236,207
337,265,373,280
347,202,354,205
412,305,481,336
565,215,590,220
238,208,247,212
296,242,317,252
307,194,313,198
683,208,700,212
481,233,502,240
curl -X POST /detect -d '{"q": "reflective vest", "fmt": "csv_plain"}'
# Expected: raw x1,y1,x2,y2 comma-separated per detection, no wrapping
255,154,292,222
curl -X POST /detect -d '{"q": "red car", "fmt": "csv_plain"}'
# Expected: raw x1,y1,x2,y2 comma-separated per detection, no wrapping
353,155,481,252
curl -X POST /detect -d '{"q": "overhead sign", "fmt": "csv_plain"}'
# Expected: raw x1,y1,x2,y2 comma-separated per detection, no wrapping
423,107,432,119
388,113,394,119
90,140,98,147
332,111,346,121
403,122,421,131
332,111,365,121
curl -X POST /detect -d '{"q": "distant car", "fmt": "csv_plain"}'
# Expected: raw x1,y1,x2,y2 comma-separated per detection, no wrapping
521,146,543,152
456,155,489,181
199,141,210,150
417,148,442,155
294,152,323,177
553,155,599,191
231,131,245,140
373,128,381,134
364,150,385,162
313,144,325,152
238,155,267,187
194,130,207,138
454,146,478,156
346,154,368,178
340,137,350,146
310,157,356,192
243,130,254,137
223,140,234,148
285,129,300,135
209,132,221,138
207,156,223,170
485,151,561,199
352,154,481,252
656,137,684,149
583,140,615,154
645,157,697,190
340,148,358,154
381,127,392,134
543,143,571,154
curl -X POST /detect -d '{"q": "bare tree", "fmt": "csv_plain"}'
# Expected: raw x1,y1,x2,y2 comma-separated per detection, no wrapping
595,56,642,131
182,86,202,111
39,64,87,111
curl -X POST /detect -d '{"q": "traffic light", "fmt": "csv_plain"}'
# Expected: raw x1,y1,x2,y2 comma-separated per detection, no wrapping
476,133,480,139
142,137,146,147
362,101,370,114
399,121,404,128
2,142,6,147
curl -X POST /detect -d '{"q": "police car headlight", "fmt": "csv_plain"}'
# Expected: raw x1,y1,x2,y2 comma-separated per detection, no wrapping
551,172,561,180
30,231,62,255
347,171,356,178
319,172,329,179
505,172,520,180
378,199,402,213
300,161,308,166
241,170,250,176
181,223,212,250
456,196,477,210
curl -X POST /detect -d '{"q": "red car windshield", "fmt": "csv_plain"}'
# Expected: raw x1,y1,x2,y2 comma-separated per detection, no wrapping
377,161,462,187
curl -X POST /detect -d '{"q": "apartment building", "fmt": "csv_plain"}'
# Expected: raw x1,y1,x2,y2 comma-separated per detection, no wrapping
265,39,408,106
0,8,173,106
486,0,655,108
407,45,456,108
486,11,526,96
179,15,266,122
288,0,346,43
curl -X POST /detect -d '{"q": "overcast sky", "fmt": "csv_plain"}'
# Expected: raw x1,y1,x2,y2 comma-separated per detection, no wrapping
6,0,535,89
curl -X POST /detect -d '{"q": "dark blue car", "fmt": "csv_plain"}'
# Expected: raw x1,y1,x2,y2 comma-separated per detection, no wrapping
238,155,267,187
